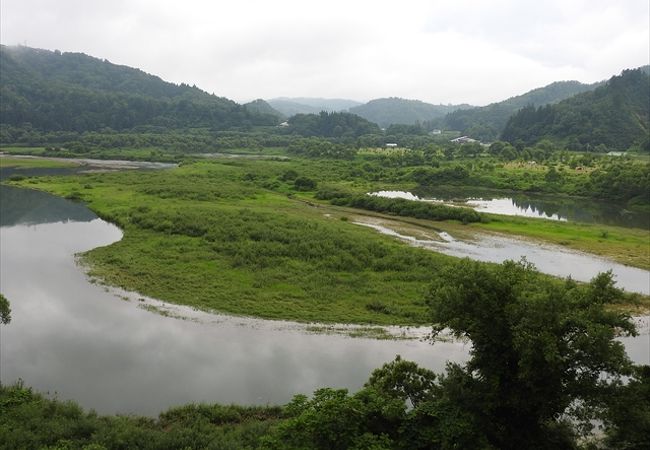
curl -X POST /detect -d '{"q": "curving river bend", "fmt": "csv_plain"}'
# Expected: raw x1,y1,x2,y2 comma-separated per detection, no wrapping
0,182,648,416
0,185,471,415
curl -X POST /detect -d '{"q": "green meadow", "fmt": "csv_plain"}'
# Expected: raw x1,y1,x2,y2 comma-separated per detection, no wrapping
9,155,649,323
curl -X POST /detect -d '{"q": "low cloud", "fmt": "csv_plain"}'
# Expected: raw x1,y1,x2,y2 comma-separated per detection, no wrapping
1,0,647,105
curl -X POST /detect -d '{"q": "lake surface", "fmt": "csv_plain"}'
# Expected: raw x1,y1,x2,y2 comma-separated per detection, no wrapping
0,185,469,416
370,188,649,229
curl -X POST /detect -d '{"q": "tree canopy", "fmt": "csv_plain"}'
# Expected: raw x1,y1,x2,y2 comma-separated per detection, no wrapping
437,80,600,141
0,45,279,131
0,293,10,325
287,111,381,138
263,260,645,449
502,69,650,151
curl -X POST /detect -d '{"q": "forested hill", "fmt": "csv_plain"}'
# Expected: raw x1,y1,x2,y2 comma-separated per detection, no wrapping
348,97,474,128
501,68,650,151
288,111,381,138
243,99,285,119
0,45,279,132
438,80,602,141
267,97,362,116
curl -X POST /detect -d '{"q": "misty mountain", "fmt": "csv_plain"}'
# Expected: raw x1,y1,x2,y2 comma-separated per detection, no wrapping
267,97,362,116
438,80,603,141
501,68,650,151
0,45,279,132
348,98,474,128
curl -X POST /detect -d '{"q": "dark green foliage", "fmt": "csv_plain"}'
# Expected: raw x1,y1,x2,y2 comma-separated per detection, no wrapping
349,97,474,128
410,165,470,185
264,262,640,449
603,365,650,449
243,99,285,120
0,45,278,132
0,125,305,159
428,260,636,448
287,137,357,159
0,382,282,450
263,357,441,450
318,191,482,223
0,293,10,324
438,80,600,141
293,176,317,191
587,162,650,203
502,69,650,151
287,111,381,138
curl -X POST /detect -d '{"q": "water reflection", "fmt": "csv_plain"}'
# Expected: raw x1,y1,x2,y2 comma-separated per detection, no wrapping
369,189,649,229
1,186,647,417
0,187,468,416
0,185,96,226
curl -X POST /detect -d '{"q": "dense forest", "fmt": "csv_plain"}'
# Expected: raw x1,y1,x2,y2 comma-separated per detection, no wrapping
434,80,601,141
502,68,650,151
349,97,473,128
0,45,280,131
244,99,286,119
287,111,381,138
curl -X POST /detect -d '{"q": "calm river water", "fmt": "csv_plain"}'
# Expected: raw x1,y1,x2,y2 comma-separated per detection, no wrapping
0,185,470,416
0,178,648,416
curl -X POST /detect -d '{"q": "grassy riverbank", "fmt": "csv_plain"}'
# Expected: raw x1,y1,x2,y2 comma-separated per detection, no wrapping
474,215,650,270
9,160,460,325
6,157,649,322
0,155,79,169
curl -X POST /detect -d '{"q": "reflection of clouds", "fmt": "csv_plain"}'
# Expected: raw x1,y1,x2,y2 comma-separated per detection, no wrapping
2,213,468,416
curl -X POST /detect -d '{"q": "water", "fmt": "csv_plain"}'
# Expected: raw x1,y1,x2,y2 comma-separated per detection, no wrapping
355,219,650,295
0,185,647,417
369,189,649,229
0,185,468,416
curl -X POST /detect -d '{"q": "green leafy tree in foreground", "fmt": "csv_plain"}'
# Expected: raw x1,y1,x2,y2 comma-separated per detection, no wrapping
428,260,637,448
0,294,10,325
1,263,647,449
264,260,642,449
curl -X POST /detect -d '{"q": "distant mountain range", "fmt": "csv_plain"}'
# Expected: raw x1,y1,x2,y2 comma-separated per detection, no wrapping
268,97,475,128
0,45,280,132
267,97,362,116
501,68,650,151
1,45,647,152
348,98,474,128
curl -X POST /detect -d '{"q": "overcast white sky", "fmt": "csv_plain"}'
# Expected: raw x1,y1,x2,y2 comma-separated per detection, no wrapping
1,0,648,106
